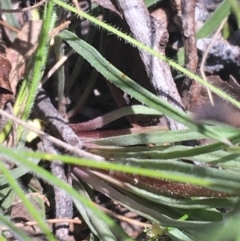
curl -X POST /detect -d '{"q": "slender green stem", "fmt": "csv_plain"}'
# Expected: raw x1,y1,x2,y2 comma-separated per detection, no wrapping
54,37,66,115
21,0,56,121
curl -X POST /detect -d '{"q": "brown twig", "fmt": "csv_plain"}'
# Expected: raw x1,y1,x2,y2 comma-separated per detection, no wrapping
98,205,152,228
49,20,71,38
199,17,228,105
0,0,48,13
178,0,201,110
41,49,74,86
10,193,50,208
181,0,198,73
0,218,82,231
181,0,198,102
0,19,19,33
72,0,81,12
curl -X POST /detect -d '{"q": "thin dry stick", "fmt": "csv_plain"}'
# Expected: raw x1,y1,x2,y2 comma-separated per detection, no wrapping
41,49,74,86
6,103,17,147
181,0,198,110
181,0,198,73
10,21,71,91
200,17,228,105
10,192,50,207
0,108,105,161
1,204,150,231
72,0,81,12
49,20,71,38
98,204,152,228
0,218,82,231
0,0,48,13
0,19,19,33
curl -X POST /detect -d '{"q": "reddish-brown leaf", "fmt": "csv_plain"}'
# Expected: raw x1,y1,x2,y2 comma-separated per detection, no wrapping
0,52,13,109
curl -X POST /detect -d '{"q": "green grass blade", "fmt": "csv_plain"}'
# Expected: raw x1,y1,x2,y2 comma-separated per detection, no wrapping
197,0,231,38
93,126,239,146
144,0,163,7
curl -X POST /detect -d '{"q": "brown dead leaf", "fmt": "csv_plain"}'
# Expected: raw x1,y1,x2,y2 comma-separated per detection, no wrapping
6,20,42,94
0,52,13,109
0,54,12,93
99,171,230,198
10,195,50,241
151,5,179,32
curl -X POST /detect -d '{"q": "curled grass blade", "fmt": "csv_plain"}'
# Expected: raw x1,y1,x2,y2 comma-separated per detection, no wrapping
74,105,162,131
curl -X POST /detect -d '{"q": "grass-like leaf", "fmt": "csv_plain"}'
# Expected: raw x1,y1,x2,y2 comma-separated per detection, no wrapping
197,0,231,38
